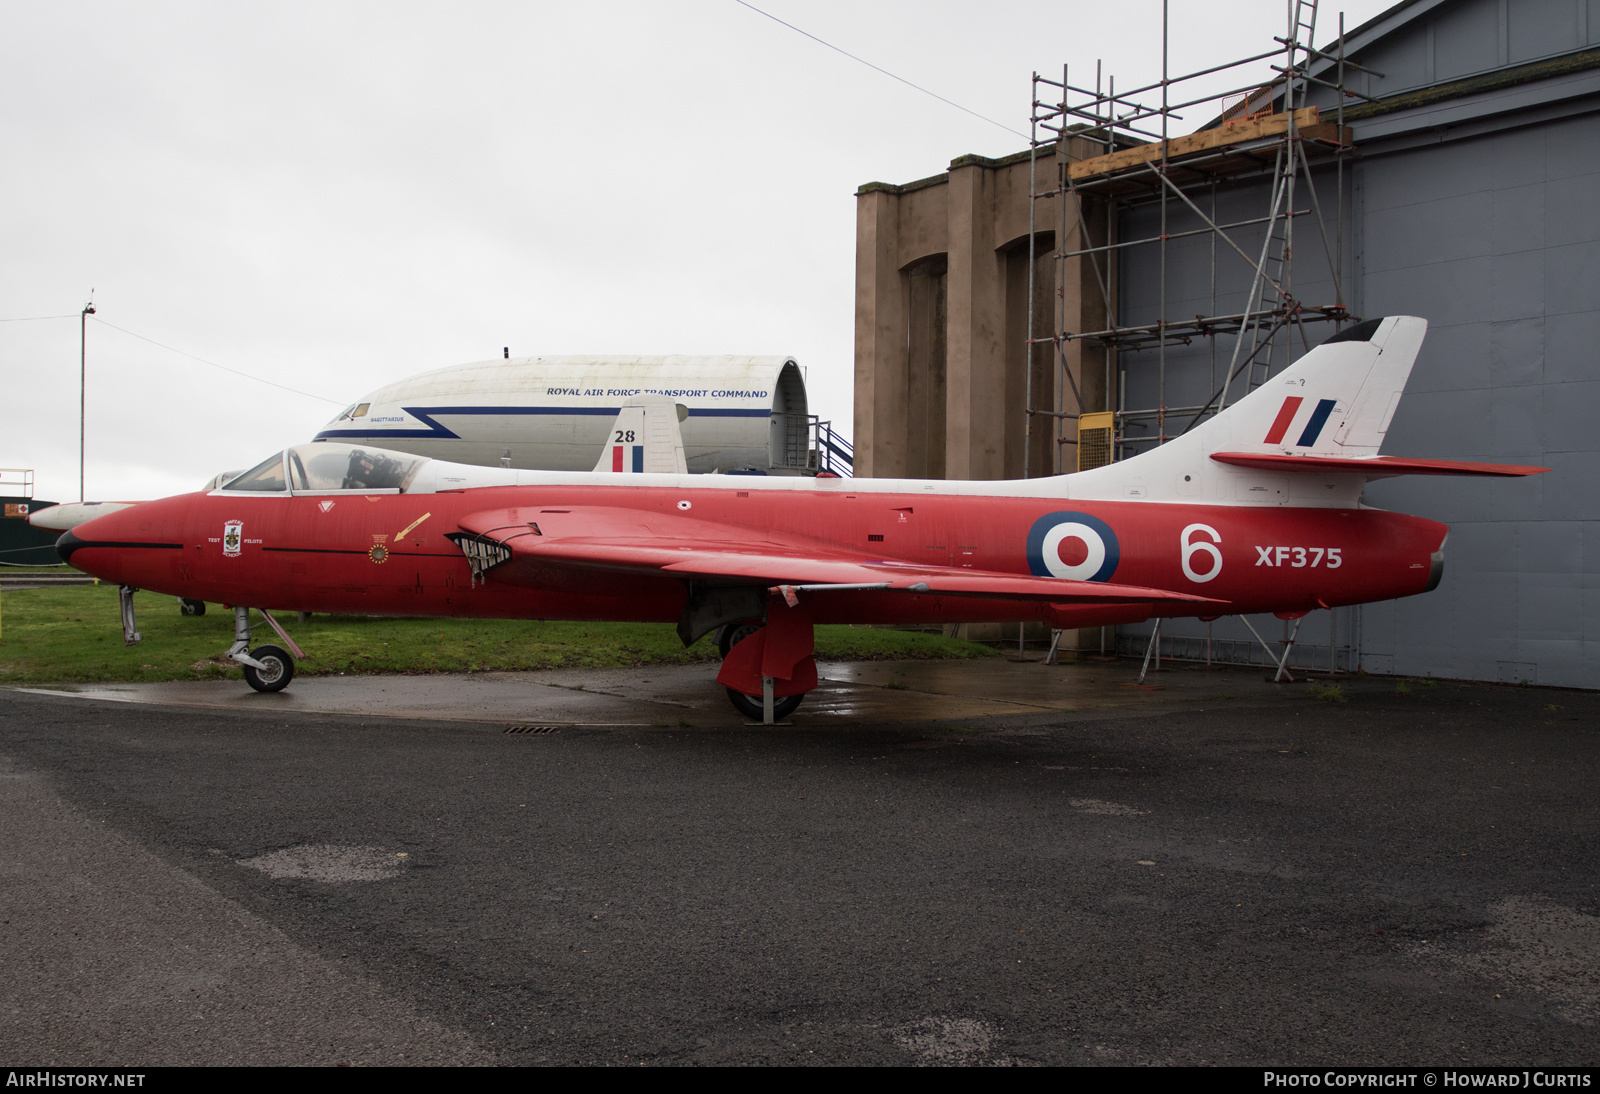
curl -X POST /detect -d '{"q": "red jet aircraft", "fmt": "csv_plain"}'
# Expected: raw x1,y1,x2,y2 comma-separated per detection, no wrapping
58,316,1544,720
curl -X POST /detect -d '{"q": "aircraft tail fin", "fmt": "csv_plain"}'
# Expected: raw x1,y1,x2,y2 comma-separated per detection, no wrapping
592,396,689,475
1203,315,1427,458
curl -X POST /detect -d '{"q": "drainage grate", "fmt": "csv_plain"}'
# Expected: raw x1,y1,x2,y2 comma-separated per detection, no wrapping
505,724,562,735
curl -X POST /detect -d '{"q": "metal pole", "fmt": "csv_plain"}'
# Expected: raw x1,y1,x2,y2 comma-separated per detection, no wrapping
1026,73,1038,479
1210,181,1218,409
1157,0,1168,447
1282,2,1299,313
1057,63,1070,473
1336,12,1346,316
79,300,95,502
1138,620,1162,684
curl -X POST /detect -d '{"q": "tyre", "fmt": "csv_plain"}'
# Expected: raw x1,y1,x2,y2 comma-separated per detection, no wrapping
718,621,803,719
242,644,294,692
179,598,206,617
715,621,762,658
725,687,803,721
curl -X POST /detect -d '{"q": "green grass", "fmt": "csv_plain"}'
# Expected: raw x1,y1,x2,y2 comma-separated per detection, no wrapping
1395,677,1438,696
0,585,997,685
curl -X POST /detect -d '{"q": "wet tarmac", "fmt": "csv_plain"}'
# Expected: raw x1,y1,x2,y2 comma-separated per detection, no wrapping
13,654,1293,726
4,660,1598,1066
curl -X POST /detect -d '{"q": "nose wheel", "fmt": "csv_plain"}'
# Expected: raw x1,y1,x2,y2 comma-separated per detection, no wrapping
226,606,304,693
242,644,295,692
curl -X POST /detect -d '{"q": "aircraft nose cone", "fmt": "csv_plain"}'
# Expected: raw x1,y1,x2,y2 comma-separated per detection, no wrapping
55,528,86,565
54,526,128,585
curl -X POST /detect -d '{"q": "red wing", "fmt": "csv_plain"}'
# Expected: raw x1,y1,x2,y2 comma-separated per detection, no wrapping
1210,452,1549,478
455,505,1221,606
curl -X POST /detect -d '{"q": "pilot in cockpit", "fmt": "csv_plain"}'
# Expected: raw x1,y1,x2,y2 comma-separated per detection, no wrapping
342,449,407,490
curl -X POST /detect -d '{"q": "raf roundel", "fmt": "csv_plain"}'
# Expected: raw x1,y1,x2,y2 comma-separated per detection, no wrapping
1025,511,1120,583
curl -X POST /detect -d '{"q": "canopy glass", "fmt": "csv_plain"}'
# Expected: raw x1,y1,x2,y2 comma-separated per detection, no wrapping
219,443,424,494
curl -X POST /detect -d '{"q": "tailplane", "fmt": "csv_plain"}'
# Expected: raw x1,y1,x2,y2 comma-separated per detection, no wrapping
1067,316,1544,501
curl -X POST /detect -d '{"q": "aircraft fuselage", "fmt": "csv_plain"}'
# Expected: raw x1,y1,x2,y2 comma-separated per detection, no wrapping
62,482,1445,630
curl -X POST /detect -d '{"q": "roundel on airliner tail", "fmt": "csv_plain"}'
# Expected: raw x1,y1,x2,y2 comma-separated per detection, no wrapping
1026,511,1120,583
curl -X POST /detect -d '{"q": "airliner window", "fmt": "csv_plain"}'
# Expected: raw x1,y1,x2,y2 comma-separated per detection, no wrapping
325,402,372,424
225,452,289,492
287,443,420,492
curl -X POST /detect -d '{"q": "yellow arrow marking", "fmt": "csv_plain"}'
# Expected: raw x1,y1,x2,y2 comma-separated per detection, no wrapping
395,512,432,540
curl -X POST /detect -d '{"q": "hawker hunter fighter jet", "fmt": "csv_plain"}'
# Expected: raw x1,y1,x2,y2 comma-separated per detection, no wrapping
56,318,1545,720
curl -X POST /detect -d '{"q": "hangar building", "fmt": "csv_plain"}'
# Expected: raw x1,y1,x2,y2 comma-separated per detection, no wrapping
854,0,1600,688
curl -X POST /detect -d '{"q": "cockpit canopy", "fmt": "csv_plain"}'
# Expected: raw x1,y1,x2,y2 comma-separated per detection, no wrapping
219,443,425,494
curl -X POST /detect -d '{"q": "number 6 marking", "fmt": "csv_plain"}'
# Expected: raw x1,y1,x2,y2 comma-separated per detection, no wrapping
1181,523,1223,583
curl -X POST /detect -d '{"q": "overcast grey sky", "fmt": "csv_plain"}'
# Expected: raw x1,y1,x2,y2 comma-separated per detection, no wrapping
2,0,1395,501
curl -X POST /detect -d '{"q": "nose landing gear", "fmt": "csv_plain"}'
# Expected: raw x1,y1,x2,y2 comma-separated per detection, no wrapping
226,605,305,693
241,644,295,692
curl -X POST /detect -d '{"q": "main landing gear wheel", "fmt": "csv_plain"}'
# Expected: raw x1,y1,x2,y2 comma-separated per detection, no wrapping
725,688,803,722
242,645,295,693
717,623,803,720
716,622,761,658
179,598,206,617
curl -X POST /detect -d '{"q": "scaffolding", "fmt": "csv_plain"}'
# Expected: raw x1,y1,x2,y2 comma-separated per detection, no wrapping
1020,1,1393,671
0,469,36,500
1025,0,1385,473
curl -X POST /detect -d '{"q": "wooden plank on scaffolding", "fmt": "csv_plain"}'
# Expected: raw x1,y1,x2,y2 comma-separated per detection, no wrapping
1068,106,1325,181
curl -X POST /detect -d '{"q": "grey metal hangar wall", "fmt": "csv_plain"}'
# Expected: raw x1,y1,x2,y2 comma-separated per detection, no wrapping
1116,0,1600,688
317,355,813,475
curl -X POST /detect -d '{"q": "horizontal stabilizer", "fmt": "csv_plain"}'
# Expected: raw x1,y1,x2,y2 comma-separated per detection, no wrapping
1210,452,1549,479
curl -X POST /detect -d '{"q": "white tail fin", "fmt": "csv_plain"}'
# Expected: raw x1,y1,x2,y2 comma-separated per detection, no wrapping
1206,316,1427,457
1066,316,1431,505
592,396,689,474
